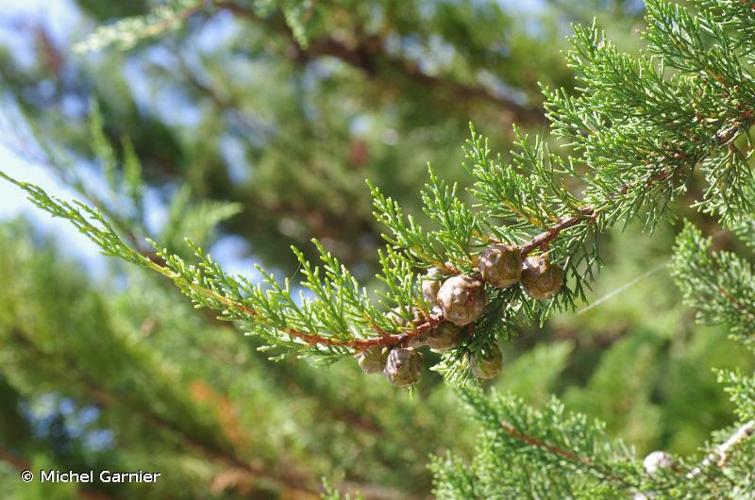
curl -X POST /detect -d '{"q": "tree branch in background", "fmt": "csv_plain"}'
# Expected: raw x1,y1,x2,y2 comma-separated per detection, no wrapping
499,419,632,487
213,0,544,124
7,327,316,497
0,444,30,473
0,427,114,500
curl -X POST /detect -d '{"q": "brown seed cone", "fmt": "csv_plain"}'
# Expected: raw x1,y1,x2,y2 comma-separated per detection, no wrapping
437,275,486,326
421,268,443,306
356,347,389,374
520,255,564,300
426,321,462,351
384,348,423,387
469,343,503,380
478,244,523,288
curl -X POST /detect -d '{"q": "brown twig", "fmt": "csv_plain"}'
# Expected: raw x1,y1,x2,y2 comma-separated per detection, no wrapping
144,264,445,351
518,206,597,256
500,420,594,466
499,420,631,486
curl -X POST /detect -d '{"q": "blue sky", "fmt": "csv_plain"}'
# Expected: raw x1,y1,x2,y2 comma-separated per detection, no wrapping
0,143,111,274
0,0,107,273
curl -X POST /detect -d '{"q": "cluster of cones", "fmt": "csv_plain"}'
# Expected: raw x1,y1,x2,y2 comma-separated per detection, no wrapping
357,245,565,387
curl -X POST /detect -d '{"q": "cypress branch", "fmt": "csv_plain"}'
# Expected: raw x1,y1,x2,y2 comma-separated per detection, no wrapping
3,0,754,368
687,420,755,478
1,0,754,494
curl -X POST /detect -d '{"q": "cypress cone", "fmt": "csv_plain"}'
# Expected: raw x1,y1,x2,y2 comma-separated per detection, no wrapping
520,255,564,299
422,268,443,306
384,348,423,387
356,347,389,374
478,244,522,288
469,343,503,379
426,321,462,351
437,275,486,326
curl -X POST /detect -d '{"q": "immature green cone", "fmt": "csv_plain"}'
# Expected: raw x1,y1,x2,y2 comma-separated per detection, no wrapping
384,348,423,387
356,347,388,374
437,275,486,326
469,344,503,380
426,321,462,351
478,244,522,288
520,255,564,299
422,268,443,306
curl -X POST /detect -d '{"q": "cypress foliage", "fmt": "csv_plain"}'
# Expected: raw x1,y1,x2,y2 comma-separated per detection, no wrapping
0,0,752,497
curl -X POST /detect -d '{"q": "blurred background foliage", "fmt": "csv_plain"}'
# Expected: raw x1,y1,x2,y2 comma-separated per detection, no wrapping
0,0,750,498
